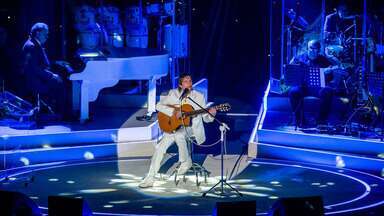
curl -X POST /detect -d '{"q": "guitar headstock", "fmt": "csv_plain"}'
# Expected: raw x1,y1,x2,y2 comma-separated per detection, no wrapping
215,103,231,112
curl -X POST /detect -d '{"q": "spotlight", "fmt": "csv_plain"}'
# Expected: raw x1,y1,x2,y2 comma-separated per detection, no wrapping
19,157,30,166
336,156,345,168
84,151,94,160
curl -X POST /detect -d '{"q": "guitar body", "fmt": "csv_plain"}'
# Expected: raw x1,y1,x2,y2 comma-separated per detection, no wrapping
158,104,194,133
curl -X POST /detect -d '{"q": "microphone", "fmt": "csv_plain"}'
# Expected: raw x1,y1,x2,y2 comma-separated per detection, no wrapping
179,88,190,100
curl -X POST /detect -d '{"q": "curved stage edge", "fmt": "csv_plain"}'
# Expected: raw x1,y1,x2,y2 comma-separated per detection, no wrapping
1,158,383,215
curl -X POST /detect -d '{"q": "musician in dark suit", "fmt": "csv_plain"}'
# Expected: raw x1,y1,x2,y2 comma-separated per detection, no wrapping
323,2,354,45
288,40,339,127
22,22,67,118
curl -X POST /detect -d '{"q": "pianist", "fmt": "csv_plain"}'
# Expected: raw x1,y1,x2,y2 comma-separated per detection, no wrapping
22,22,69,119
288,39,338,127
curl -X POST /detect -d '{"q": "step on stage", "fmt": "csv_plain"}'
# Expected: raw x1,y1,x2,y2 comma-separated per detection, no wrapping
0,107,161,169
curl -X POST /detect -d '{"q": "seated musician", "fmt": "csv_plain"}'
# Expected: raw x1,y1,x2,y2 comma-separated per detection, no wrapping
289,39,339,127
22,22,71,120
324,2,354,46
324,2,360,65
139,74,217,188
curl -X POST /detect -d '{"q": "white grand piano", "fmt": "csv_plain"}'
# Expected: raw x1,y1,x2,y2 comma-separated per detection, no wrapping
70,48,169,122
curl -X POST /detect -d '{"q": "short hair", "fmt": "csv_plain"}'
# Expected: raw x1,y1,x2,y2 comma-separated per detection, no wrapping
178,73,192,86
30,22,48,37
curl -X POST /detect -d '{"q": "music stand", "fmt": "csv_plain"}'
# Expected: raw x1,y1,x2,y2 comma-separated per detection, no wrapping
284,65,325,129
284,64,325,88
202,122,242,197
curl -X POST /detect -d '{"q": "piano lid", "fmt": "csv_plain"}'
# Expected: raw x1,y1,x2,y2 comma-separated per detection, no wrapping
78,47,168,60
105,47,168,58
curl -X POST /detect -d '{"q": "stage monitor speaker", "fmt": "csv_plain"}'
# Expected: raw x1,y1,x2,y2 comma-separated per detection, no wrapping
269,196,324,216
0,190,41,216
213,200,256,216
48,196,93,216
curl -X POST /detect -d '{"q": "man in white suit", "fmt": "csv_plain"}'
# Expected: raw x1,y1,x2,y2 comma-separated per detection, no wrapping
139,74,216,188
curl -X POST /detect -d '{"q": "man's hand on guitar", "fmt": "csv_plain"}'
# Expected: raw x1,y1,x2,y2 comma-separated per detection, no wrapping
174,109,182,119
209,108,217,116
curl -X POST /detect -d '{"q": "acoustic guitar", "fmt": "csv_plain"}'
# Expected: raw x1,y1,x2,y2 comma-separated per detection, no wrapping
158,103,231,133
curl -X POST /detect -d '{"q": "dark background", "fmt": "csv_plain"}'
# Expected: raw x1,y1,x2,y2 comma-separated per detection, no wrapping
1,0,383,112
0,0,268,112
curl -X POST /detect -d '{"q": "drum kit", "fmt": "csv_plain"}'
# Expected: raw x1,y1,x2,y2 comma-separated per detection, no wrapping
284,7,384,138
323,16,384,136
325,45,344,59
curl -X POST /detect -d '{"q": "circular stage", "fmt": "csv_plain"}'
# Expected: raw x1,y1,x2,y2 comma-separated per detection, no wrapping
1,158,384,215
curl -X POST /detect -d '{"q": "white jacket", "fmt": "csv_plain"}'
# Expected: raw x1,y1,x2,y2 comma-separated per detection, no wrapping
156,88,214,144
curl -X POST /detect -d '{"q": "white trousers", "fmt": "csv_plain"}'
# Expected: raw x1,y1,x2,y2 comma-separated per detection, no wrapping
146,129,192,178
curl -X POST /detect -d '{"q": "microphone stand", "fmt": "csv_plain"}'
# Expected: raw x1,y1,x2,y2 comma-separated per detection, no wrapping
185,96,242,197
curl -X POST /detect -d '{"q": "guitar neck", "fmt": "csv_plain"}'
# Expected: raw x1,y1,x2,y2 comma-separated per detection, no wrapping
185,109,207,117
184,105,219,117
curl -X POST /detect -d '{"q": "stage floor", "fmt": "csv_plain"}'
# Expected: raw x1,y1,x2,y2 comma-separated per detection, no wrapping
1,157,383,215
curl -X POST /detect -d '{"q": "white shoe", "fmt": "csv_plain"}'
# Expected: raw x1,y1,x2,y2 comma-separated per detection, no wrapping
177,161,192,175
139,176,154,188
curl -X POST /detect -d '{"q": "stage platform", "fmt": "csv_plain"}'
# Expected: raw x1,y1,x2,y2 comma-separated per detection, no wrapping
0,78,211,170
1,157,383,215
249,80,384,176
243,82,384,215
1,78,383,215
0,107,160,170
